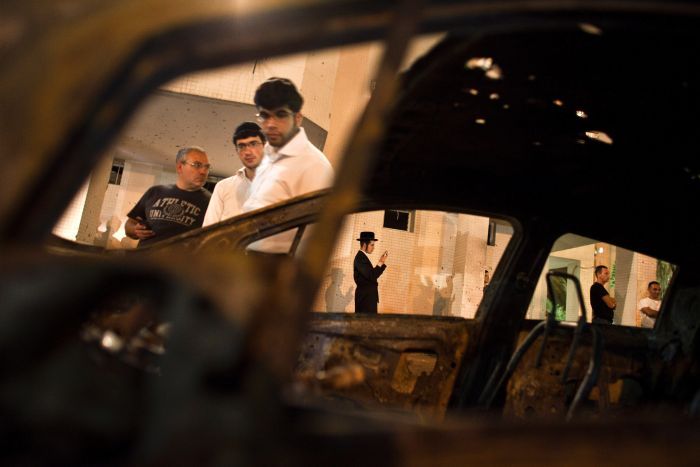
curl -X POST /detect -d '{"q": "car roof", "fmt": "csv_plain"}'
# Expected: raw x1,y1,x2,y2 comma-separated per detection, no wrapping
366,20,700,265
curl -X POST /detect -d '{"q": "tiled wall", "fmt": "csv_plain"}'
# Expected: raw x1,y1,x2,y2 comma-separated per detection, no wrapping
162,50,339,131
314,210,507,318
162,53,306,107
635,253,659,326
161,34,442,151
454,214,490,318
485,231,510,275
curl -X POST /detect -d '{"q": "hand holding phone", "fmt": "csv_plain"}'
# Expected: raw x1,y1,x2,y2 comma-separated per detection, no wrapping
128,216,155,240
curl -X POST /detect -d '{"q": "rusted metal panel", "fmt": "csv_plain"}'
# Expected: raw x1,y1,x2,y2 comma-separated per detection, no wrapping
505,326,647,420
293,313,472,421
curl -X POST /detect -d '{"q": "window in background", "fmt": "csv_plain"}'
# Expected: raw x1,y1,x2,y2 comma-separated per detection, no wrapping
109,159,124,185
383,209,415,232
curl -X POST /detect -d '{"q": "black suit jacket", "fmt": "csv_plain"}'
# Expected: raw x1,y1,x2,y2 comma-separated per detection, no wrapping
353,250,387,314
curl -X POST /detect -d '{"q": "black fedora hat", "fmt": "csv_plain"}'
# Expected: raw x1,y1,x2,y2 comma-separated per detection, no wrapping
356,231,378,242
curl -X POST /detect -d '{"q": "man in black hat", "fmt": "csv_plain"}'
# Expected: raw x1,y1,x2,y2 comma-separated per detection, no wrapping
203,122,265,226
353,231,388,314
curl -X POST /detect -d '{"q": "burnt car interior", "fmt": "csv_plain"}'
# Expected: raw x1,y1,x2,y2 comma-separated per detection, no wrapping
3,0,700,464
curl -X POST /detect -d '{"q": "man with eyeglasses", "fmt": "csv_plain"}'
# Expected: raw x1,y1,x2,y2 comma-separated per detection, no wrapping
242,77,334,253
203,122,265,226
125,146,212,247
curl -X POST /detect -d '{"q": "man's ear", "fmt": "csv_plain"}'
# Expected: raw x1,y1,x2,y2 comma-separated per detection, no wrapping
294,111,303,127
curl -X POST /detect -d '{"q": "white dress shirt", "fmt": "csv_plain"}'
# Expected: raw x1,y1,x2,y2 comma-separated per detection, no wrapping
243,127,334,253
638,297,660,328
202,167,252,227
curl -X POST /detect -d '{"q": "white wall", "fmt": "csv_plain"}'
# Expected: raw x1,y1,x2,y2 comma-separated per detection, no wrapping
52,180,89,241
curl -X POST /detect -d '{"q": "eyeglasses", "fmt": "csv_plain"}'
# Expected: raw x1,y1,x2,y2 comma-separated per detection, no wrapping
181,161,211,170
236,140,262,151
256,109,294,123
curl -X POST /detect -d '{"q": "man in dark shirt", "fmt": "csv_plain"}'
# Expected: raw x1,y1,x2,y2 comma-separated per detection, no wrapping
590,265,616,324
125,146,211,247
353,231,388,314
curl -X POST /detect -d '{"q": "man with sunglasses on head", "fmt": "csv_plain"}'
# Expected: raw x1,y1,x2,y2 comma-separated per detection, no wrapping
125,146,211,247
203,122,265,226
242,77,334,253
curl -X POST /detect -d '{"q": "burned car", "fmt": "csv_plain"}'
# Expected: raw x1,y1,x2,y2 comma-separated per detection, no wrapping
3,0,700,465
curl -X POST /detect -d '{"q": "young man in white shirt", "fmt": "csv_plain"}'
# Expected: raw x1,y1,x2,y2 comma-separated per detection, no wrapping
638,281,662,328
243,77,334,253
202,122,265,227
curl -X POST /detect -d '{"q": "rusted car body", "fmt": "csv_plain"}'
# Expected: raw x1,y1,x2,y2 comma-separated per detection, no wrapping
2,0,700,464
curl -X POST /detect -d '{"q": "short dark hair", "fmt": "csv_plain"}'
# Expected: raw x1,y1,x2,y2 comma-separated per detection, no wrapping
648,281,661,289
254,77,303,112
232,121,265,146
594,265,608,276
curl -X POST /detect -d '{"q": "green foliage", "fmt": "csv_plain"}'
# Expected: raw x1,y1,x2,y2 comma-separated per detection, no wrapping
545,299,567,321
656,260,676,298
555,304,566,321
610,262,616,289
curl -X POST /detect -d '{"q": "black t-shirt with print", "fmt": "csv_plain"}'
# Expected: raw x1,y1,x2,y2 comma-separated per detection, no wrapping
128,184,211,247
